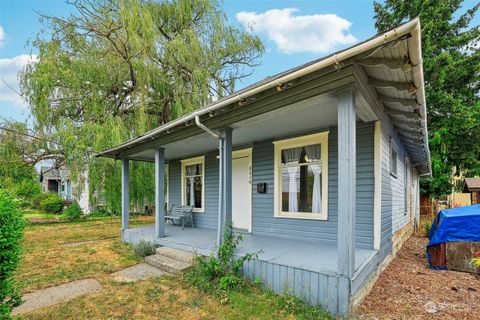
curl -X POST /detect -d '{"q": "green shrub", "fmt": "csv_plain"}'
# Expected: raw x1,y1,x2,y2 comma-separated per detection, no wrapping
14,178,42,203
422,222,432,238
89,210,114,218
0,190,26,319
40,193,64,213
62,202,83,221
132,241,156,257
31,192,50,210
186,224,261,292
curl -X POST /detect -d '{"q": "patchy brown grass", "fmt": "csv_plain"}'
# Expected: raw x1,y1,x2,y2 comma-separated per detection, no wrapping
17,217,331,319
16,217,153,292
357,233,480,320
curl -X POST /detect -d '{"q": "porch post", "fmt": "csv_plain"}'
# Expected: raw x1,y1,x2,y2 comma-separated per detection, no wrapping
217,127,233,247
121,158,130,235
337,89,356,277
155,148,166,239
337,89,356,314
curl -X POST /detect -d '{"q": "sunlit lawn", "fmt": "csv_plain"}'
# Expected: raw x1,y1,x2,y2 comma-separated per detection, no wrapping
17,216,332,319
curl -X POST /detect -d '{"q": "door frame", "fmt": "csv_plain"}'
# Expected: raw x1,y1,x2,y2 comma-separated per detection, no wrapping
232,148,253,232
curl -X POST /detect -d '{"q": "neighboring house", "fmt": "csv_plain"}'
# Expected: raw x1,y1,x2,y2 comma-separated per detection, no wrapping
98,19,430,315
463,178,480,205
40,165,91,213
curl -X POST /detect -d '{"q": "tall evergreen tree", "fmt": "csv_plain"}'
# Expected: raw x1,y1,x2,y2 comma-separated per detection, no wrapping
20,0,263,211
373,0,480,196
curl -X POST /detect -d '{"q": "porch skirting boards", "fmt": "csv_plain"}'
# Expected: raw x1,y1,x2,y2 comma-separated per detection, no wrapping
241,254,377,315
122,225,155,244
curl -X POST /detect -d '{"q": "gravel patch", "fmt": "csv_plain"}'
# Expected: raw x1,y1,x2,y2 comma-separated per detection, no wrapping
13,279,102,315
111,263,170,282
357,235,480,320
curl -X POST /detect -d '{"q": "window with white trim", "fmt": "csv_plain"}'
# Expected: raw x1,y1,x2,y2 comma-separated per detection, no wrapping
274,132,329,220
181,156,204,212
389,138,398,178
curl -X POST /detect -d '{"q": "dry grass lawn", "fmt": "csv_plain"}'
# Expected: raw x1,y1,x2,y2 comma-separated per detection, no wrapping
16,217,332,319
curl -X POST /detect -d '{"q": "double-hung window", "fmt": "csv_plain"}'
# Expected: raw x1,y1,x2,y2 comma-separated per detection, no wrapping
274,132,329,220
181,156,204,212
389,138,398,178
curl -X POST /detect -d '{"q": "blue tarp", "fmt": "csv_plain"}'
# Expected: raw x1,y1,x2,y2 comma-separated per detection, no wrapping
427,204,480,270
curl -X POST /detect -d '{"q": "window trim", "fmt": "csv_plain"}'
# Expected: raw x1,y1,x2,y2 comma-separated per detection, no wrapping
273,131,329,220
404,157,409,216
180,156,205,213
389,138,398,178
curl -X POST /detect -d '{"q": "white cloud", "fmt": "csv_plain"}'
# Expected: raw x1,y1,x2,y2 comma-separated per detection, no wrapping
0,54,37,108
236,8,357,54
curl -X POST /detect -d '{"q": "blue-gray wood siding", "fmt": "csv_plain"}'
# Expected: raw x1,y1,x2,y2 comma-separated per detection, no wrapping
252,122,374,248
168,152,219,229
168,122,375,248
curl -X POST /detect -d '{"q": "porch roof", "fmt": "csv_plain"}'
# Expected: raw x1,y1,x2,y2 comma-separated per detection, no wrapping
97,18,431,176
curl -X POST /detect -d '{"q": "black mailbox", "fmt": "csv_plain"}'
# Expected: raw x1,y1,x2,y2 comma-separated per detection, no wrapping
257,183,267,193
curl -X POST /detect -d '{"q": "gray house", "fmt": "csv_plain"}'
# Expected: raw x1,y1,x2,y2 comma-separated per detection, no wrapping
98,19,431,315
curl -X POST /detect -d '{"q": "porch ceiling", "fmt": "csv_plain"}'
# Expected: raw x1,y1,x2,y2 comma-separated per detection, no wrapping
127,93,339,161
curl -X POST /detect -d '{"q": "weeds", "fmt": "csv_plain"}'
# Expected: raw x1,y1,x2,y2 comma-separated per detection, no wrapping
422,222,432,238
132,240,156,257
186,224,260,293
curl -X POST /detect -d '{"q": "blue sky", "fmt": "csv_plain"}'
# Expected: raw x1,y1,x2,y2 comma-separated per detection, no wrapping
0,0,478,123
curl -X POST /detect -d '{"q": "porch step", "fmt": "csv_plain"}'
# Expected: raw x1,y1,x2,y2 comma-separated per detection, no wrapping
145,250,193,275
155,247,195,264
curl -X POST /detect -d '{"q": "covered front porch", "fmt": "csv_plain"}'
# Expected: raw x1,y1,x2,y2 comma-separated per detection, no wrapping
124,224,376,276
109,75,374,315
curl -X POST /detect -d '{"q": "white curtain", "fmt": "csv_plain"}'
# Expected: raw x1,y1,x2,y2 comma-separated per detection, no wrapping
310,164,322,213
188,177,195,206
282,147,302,212
186,165,196,207
305,145,322,213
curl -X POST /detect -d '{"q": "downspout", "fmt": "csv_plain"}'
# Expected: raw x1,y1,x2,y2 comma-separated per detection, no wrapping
195,115,219,139
194,115,223,249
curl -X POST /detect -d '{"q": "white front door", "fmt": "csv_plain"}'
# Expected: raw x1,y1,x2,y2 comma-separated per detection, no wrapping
232,149,252,232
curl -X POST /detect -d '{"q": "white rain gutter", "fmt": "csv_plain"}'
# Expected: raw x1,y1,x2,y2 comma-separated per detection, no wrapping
194,115,219,139
101,18,429,166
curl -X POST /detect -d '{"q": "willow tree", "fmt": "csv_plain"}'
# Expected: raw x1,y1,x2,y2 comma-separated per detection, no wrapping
374,0,480,196
20,0,263,212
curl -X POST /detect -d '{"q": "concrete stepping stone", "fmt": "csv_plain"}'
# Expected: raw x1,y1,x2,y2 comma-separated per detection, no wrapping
111,263,170,282
13,279,102,315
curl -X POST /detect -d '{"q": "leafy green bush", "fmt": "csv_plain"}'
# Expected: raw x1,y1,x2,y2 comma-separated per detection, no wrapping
14,178,42,203
132,241,156,257
186,224,261,292
31,192,50,210
62,202,83,221
40,193,64,213
0,190,26,319
88,209,114,218
423,222,432,238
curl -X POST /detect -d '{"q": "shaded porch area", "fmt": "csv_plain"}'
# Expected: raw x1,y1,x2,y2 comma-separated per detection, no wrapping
124,224,377,276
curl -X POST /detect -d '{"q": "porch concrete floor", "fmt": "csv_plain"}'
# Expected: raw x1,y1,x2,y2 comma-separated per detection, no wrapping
127,224,377,276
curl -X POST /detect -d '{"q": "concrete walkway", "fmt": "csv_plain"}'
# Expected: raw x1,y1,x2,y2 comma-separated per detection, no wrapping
13,279,102,316
12,262,171,315
111,263,169,282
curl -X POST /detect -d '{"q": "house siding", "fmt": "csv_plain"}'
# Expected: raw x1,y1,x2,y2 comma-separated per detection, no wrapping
168,152,219,229
378,115,419,261
168,122,375,249
252,122,374,248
